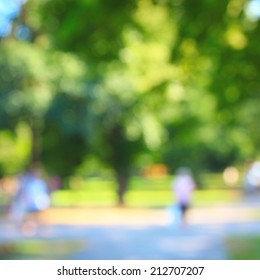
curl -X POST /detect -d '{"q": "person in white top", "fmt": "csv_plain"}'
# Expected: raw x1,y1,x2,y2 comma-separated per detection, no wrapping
171,167,196,225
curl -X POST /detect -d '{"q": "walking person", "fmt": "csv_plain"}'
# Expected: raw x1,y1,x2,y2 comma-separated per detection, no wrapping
171,167,196,226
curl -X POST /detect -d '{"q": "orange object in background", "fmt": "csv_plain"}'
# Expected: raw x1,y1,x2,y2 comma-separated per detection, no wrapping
143,164,168,178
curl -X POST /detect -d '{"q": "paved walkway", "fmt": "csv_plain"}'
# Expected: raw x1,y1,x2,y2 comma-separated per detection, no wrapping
0,198,260,260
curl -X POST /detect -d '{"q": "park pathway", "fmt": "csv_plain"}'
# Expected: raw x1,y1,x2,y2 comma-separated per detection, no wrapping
0,198,260,260
64,224,228,260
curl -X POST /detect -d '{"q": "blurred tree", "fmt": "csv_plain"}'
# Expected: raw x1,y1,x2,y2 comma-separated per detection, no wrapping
34,0,176,204
0,40,53,166
164,0,260,168
1,0,259,199
0,0,92,176
42,90,92,179
39,49,90,180
38,0,136,65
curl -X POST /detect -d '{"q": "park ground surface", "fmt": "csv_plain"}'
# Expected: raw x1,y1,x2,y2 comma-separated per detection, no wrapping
0,196,260,260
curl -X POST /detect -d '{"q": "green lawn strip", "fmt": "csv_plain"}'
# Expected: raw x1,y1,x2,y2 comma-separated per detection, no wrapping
50,188,240,208
125,190,173,207
192,189,241,206
224,236,260,260
0,239,84,260
69,177,116,191
51,189,117,207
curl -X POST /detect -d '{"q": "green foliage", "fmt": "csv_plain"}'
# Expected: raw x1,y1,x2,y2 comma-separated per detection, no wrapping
225,236,260,260
0,0,259,202
0,40,52,129
41,123,89,178
0,124,31,176
0,239,84,260
237,97,260,158
39,0,136,62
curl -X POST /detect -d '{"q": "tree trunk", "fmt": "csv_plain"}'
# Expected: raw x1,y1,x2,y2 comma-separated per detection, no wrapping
29,121,41,165
115,171,129,207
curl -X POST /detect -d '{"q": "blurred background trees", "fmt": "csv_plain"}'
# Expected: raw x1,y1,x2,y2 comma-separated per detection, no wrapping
0,0,259,204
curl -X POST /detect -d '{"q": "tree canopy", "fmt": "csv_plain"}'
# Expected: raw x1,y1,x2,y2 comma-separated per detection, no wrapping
0,0,259,203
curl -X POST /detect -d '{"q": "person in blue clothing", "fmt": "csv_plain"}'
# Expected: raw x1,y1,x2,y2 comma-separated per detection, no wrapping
9,164,50,235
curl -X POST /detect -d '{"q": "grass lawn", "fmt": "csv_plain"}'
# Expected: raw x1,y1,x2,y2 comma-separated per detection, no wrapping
225,236,260,260
50,175,242,208
0,239,84,260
